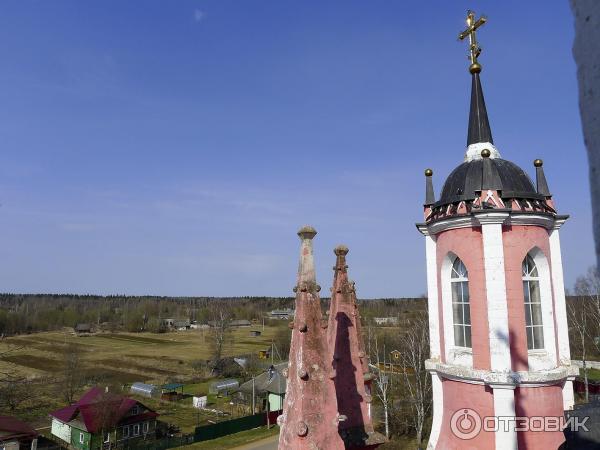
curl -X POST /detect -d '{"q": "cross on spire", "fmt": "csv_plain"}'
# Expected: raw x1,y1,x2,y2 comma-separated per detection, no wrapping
458,10,487,74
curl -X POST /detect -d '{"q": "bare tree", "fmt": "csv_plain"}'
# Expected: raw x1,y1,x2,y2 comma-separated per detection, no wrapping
570,267,600,402
0,372,38,411
373,336,390,439
568,297,590,402
0,346,37,411
59,342,85,404
208,302,232,374
93,391,123,449
396,312,432,450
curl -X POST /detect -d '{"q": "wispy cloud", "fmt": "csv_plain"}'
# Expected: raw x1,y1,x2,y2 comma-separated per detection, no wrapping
193,9,206,23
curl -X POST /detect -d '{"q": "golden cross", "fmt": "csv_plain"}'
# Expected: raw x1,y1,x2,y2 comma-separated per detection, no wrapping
458,10,487,73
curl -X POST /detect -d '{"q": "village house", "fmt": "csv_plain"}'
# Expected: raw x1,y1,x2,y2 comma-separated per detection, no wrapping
269,309,294,320
73,323,92,334
0,415,38,450
238,363,287,413
49,387,158,450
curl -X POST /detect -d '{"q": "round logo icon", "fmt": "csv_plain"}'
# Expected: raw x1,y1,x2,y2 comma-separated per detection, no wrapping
450,408,482,440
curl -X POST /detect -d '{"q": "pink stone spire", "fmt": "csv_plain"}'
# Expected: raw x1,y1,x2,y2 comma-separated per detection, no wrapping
278,226,345,450
327,245,386,449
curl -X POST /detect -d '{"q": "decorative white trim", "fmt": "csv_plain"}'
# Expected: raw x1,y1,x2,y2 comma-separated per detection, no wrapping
492,387,518,450
440,253,473,368
505,213,556,230
427,373,443,450
426,359,579,386
526,248,558,371
472,210,510,225
425,235,441,359
563,380,575,410
481,222,512,372
418,212,562,237
549,229,571,366
419,216,478,236
465,142,501,161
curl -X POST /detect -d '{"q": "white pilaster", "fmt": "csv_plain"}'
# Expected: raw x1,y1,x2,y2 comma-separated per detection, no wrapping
549,221,571,365
563,379,575,411
427,372,444,450
425,234,441,359
491,385,518,450
477,212,512,372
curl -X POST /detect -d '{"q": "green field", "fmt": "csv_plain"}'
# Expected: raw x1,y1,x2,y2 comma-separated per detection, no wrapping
0,326,281,382
0,325,284,428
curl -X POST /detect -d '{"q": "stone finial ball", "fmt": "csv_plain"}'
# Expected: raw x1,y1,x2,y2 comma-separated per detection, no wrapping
297,225,317,239
534,159,543,167
424,168,433,177
481,148,491,158
334,244,349,256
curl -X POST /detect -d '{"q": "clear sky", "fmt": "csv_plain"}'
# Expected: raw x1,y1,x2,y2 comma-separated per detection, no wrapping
0,1,593,297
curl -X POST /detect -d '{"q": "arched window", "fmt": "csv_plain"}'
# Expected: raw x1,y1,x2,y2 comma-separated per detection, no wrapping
523,254,544,350
451,257,471,348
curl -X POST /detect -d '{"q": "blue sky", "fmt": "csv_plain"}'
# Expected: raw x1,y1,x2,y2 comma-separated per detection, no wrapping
0,1,593,297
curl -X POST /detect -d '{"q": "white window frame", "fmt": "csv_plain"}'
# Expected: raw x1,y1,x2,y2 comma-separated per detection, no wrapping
130,406,139,415
523,254,544,350
123,425,130,439
133,424,140,436
79,432,85,444
143,422,149,433
523,248,558,371
103,432,110,443
450,257,472,349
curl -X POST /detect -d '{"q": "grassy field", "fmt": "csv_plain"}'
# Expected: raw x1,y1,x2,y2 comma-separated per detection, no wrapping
0,325,282,383
0,325,285,428
172,426,279,450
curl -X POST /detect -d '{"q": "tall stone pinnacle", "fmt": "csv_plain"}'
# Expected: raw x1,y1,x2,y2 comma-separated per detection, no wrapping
327,245,386,449
278,226,345,450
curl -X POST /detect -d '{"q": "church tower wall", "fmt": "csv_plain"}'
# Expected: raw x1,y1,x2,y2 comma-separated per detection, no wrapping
418,11,578,449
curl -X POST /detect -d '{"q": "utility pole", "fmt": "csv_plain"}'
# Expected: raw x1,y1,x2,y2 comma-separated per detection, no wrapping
252,376,256,414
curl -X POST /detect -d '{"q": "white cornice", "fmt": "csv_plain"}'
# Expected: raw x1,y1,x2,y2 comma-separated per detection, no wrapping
418,212,565,236
472,210,510,225
426,359,579,387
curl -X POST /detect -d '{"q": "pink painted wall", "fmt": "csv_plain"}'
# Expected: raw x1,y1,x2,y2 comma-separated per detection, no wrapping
436,227,490,370
435,379,495,450
501,225,553,371
514,385,565,449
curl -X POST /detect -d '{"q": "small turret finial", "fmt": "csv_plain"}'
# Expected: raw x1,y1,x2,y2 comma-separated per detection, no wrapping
458,10,487,74
534,159,551,197
424,169,435,206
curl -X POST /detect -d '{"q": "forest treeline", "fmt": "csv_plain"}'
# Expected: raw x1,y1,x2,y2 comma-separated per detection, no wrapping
0,293,426,336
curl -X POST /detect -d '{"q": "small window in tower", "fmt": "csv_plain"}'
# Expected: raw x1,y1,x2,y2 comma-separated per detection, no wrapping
451,257,472,348
523,254,544,350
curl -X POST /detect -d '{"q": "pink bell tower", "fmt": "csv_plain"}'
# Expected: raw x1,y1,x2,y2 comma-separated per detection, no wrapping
417,11,578,450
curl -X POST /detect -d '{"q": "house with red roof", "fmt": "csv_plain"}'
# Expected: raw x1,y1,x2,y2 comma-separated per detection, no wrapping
49,387,158,450
0,415,38,450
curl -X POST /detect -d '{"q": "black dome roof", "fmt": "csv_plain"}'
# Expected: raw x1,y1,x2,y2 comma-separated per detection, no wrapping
435,158,540,207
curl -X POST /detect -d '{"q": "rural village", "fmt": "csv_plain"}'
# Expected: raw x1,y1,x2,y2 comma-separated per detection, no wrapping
3,3,600,450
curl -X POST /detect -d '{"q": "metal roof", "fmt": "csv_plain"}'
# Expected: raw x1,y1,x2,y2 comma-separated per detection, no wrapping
210,379,239,389
130,383,157,393
435,158,540,208
238,363,288,395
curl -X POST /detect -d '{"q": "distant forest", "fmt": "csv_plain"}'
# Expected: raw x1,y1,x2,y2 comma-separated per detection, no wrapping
0,293,426,336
